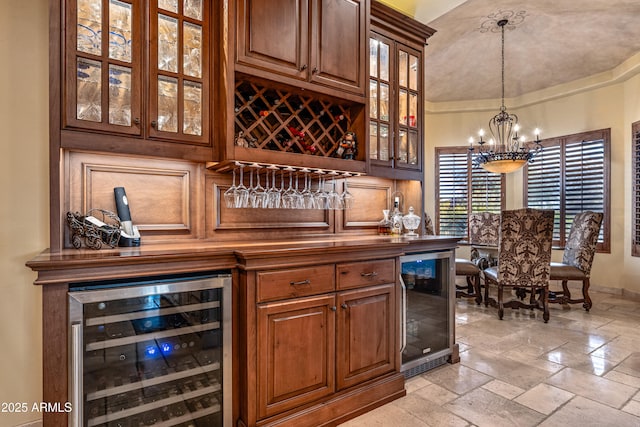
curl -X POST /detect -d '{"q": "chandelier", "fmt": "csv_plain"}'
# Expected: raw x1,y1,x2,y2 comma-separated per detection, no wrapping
469,14,543,174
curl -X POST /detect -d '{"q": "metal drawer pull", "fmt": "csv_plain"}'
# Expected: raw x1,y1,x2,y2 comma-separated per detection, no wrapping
360,272,378,277
290,279,311,286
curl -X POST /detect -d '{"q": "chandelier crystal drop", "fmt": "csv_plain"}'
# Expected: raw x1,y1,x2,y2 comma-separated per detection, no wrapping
469,17,543,174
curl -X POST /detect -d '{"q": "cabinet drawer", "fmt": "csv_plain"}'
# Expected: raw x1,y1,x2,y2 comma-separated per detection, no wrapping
257,265,335,302
337,259,396,289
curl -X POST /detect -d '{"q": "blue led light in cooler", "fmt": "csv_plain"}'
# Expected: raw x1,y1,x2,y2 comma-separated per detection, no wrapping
145,345,157,357
160,342,172,354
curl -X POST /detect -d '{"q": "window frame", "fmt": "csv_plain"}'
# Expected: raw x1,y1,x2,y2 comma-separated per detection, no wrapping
523,128,611,253
632,121,640,257
435,146,506,240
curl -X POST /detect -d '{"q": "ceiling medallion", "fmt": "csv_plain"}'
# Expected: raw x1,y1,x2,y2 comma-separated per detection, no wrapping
478,10,527,33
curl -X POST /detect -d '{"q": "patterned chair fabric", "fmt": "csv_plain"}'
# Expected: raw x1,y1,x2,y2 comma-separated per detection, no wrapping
549,211,603,311
483,208,555,322
561,211,604,277
497,208,554,287
468,212,500,246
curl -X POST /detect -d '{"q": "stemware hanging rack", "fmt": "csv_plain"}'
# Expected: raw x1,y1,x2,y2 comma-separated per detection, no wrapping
218,162,359,210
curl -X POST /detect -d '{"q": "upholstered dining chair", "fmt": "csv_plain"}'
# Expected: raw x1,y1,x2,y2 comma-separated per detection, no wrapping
549,211,603,311
483,208,555,322
468,212,500,246
468,212,500,270
455,259,482,304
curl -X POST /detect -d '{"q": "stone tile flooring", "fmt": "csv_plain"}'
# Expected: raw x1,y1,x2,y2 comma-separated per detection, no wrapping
340,291,640,426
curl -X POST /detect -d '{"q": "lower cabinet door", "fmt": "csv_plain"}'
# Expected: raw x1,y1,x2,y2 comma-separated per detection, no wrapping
257,294,336,419
336,283,396,390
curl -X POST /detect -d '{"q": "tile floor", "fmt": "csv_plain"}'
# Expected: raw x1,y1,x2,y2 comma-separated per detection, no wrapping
340,290,640,426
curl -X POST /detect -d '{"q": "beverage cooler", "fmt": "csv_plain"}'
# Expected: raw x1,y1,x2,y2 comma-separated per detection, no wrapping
68,272,231,427
399,250,455,377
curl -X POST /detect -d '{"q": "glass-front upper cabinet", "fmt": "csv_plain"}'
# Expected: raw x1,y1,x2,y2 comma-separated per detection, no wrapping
65,0,210,145
67,0,142,135
369,2,433,180
369,33,423,177
148,0,210,143
369,35,392,166
397,47,420,168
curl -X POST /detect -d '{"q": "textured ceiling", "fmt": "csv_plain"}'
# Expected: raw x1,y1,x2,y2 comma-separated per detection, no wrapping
413,0,640,102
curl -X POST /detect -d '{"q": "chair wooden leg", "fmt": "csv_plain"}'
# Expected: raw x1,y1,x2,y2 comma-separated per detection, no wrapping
484,278,490,307
498,285,504,320
582,278,592,311
542,287,550,323
465,276,474,294
474,274,482,305
562,280,571,300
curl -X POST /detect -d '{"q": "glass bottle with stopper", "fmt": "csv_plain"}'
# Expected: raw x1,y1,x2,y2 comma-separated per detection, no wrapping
391,196,403,235
378,209,392,235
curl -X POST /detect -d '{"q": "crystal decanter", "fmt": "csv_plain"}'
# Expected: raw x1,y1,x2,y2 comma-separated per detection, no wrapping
402,206,420,237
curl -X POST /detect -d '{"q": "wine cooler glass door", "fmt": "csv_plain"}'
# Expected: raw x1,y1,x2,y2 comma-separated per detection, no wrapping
399,251,454,375
68,273,231,427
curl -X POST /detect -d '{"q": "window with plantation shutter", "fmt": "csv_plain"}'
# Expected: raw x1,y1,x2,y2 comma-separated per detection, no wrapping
526,144,562,241
524,129,610,252
633,121,640,257
471,165,504,213
436,147,505,239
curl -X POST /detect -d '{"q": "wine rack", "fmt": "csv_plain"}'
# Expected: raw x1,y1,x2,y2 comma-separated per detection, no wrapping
69,273,231,427
234,79,360,159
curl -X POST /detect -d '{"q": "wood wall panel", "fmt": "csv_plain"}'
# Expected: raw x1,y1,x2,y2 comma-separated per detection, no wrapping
204,172,334,241
63,151,422,245
65,151,204,246
337,177,424,235
338,176,392,232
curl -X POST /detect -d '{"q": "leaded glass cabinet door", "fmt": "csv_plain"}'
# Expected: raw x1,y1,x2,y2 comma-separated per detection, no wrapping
148,0,210,144
369,34,423,177
369,34,393,168
395,44,422,172
66,0,143,135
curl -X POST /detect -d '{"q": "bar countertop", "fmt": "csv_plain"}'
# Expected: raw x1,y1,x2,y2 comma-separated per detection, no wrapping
26,235,462,285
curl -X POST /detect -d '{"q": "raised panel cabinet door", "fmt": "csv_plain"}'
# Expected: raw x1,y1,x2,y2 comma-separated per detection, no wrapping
257,294,336,419
310,0,367,94
336,283,396,390
236,0,309,80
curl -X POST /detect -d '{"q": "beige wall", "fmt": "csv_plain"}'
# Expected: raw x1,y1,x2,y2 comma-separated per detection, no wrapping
425,63,640,295
0,0,49,426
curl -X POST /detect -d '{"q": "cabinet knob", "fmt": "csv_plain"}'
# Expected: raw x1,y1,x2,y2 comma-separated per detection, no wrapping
330,306,337,312
300,64,308,71
133,117,140,125
312,67,318,74
151,120,157,129
341,303,348,309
